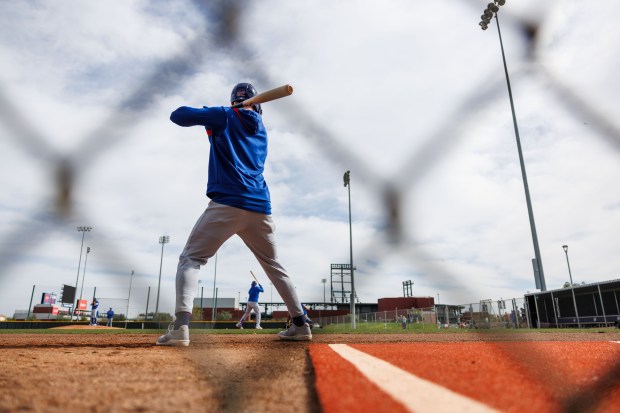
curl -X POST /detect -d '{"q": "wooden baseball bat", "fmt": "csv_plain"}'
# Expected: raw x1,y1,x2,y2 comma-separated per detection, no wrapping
232,84,293,108
250,271,260,284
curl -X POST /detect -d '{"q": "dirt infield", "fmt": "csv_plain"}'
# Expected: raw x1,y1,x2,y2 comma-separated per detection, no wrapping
1,330,619,412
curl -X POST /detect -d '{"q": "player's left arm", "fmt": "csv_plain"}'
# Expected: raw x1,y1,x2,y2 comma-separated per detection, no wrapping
170,106,227,129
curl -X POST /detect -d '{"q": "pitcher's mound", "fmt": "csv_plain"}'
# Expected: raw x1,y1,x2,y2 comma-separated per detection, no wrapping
50,325,122,330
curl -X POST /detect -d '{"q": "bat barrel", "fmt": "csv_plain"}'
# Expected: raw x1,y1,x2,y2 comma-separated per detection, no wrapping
232,84,293,108
250,271,260,283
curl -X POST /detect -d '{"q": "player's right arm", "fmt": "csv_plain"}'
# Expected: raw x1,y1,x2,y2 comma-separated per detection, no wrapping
170,106,227,129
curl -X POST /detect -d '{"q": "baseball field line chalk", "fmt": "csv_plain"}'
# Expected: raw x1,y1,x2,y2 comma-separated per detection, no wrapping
328,344,501,413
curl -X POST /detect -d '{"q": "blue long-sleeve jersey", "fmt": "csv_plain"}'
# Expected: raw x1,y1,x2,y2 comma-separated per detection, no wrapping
248,284,264,302
170,105,271,214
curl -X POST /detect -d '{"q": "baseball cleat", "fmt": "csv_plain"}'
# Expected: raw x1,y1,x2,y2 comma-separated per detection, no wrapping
255,326,263,329
235,322,243,329
278,323,312,341
156,324,190,347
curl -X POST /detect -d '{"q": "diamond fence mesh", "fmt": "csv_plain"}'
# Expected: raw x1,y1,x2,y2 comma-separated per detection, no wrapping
1,1,619,410
1,3,617,306
16,284,151,321
316,297,529,330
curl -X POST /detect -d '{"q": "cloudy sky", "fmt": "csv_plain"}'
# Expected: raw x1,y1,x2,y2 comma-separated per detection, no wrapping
0,0,618,318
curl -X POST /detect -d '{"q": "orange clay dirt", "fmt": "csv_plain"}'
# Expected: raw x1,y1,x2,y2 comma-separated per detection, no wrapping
0,328,619,413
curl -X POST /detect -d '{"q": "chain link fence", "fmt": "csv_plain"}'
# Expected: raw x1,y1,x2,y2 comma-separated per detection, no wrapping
1,1,618,312
1,1,619,410
317,297,529,330
14,284,152,321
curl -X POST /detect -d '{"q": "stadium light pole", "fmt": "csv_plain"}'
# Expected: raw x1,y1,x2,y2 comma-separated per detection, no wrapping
78,246,91,302
343,170,356,329
154,235,170,318
321,278,327,307
73,226,92,320
562,245,581,328
125,269,134,328
212,252,218,324
479,0,547,292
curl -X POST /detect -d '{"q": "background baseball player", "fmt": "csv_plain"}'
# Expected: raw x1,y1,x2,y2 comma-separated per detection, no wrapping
236,280,264,329
106,307,114,327
156,82,312,346
89,298,99,326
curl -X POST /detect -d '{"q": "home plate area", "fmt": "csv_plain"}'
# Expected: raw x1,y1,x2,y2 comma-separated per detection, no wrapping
309,341,620,413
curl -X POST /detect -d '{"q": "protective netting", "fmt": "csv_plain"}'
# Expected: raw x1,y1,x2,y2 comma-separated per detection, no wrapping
1,2,619,410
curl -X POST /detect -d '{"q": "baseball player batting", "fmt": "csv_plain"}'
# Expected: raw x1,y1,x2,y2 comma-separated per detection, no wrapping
236,280,264,329
156,82,312,346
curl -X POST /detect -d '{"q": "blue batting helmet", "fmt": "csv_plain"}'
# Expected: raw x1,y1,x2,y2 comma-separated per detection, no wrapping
230,83,262,114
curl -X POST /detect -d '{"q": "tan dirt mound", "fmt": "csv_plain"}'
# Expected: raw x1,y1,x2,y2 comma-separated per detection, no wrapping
50,325,123,330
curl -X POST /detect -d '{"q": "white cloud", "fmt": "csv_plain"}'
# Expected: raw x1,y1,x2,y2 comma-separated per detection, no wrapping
0,0,619,317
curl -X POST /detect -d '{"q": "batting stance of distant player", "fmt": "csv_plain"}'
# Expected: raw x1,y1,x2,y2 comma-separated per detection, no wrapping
89,298,99,326
236,280,264,330
156,83,312,346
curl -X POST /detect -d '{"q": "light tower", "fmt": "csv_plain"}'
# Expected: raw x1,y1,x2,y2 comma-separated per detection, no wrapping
478,0,547,291
155,235,170,318
343,170,356,329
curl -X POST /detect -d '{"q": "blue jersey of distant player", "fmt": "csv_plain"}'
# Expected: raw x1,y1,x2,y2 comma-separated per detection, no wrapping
248,282,264,302
90,299,99,325
170,106,271,214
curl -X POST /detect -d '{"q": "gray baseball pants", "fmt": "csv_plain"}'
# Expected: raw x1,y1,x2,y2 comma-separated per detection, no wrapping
239,301,261,326
175,201,303,318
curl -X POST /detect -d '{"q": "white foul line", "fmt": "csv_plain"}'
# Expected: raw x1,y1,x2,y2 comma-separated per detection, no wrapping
328,344,501,413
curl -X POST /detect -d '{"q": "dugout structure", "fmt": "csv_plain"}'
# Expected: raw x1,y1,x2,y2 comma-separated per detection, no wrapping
524,278,620,328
